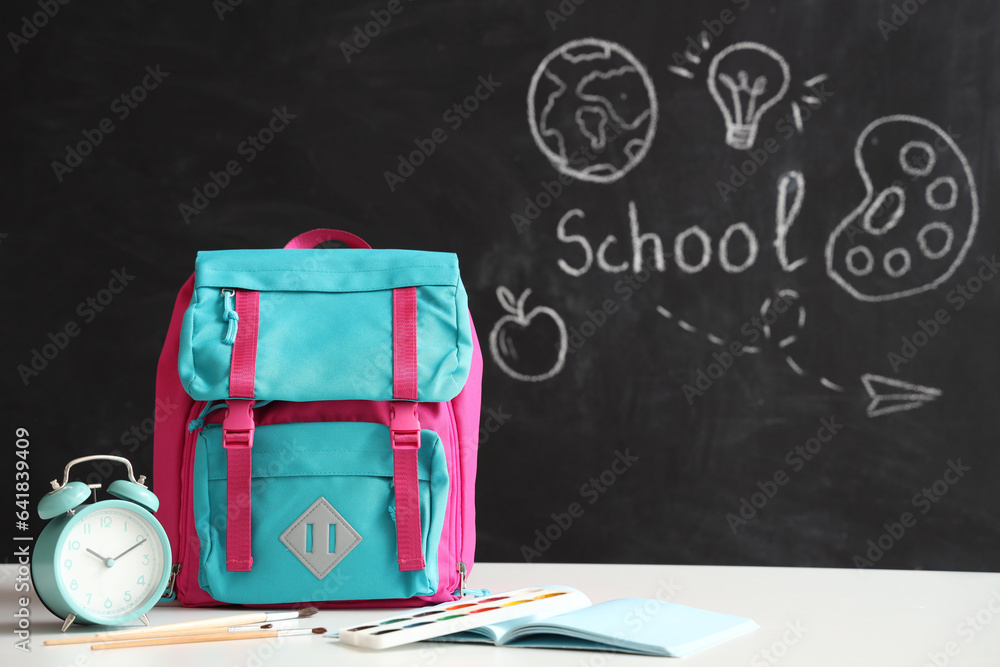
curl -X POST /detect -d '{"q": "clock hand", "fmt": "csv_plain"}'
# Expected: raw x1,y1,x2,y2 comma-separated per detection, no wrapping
112,538,147,561
86,548,115,568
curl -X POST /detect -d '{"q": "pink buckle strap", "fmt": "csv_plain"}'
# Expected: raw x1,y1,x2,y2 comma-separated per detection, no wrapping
225,289,259,572
391,286,424,571
390,402,424,571
223,399,255,571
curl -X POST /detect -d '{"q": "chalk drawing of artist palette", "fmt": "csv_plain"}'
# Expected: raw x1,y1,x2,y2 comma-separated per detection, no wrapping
825,114,979,302
337,586,582,650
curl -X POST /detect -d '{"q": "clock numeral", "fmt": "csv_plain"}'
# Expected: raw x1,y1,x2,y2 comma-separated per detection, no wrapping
100,517,112,528
68,540,81,551
123,591,132,602
137,575,146,586
83,523,92,534
142,554,150,565
63,559,72,570
85,593,92,604
124,521,128,532
104,597,113,609
69,579,79,590
135,534,144,543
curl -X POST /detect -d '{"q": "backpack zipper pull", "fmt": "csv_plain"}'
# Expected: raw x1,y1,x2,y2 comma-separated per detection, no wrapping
160,563,181,602
457,561,467,597
221,288,239,344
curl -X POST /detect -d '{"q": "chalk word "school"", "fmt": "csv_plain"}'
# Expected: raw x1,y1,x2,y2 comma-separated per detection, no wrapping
556,200,802,276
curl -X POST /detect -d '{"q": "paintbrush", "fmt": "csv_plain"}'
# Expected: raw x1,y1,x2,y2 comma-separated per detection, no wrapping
91,627,327,650
44,623,283,645
44,607,318,646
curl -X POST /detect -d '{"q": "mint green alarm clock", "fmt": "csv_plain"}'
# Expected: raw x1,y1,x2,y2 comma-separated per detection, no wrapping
32,455,172,632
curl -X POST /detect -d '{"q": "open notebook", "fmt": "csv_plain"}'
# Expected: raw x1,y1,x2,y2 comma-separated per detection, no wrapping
426,585,757,657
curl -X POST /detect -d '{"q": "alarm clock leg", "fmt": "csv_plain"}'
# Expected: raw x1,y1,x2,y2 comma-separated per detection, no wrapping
61,613,76,632
140,614,150,626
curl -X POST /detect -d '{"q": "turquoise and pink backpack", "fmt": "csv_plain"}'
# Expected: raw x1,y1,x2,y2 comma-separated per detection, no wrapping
152,229,482,607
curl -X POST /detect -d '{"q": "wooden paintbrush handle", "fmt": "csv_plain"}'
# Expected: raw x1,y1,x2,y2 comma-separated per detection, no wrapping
92,630,277,650
53,625,250,645
44,613,268,645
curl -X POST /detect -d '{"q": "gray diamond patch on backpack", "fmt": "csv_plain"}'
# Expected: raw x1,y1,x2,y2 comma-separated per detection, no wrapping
279,497,362,579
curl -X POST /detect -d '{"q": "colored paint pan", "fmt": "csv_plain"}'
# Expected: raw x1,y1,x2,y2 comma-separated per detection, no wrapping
337,586,585,650
378,617,410,625
469,606,499,614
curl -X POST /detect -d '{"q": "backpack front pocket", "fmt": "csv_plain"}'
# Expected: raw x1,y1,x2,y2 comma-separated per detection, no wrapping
192,421,449,604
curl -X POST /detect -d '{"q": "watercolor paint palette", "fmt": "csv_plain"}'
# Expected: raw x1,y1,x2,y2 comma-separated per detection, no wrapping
337,586,584,649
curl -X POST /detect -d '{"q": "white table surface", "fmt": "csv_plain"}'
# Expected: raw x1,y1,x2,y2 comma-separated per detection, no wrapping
2,562,999,666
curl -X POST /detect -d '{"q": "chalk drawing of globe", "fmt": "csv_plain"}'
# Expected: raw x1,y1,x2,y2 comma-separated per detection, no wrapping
527,38,658,184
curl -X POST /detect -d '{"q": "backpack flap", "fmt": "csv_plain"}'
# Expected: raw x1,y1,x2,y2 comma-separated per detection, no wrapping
177,248,473,402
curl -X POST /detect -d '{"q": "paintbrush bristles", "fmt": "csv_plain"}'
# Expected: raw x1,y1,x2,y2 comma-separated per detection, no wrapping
298,607,319,618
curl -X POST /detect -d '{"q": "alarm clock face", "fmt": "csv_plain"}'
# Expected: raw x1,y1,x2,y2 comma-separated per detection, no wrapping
56,505,168,621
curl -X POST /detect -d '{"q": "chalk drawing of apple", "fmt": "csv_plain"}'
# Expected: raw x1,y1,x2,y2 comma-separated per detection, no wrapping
489,287,568,382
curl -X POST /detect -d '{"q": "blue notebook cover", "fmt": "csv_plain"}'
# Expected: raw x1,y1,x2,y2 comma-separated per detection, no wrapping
434,586,758,657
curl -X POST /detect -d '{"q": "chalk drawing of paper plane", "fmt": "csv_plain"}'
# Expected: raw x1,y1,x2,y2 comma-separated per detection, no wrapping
861,374,942,418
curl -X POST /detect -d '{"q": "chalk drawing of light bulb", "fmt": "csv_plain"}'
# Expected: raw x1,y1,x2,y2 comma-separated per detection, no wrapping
707,42,790,150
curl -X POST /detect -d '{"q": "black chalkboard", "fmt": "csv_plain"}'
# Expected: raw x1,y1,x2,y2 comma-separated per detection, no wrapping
3,0,999,572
